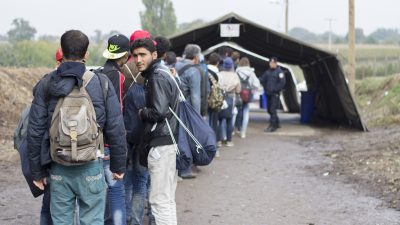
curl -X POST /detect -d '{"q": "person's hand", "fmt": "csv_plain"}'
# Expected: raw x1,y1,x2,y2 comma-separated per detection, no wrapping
112,173,124,180
33,178,47,190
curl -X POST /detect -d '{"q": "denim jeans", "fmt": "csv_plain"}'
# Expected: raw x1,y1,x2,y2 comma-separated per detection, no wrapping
218,117,233,142
208,110,219,141
235,105,243,132
40,186,52,225
49,160,106,225
104,148,126,225
124,145,151,225
240,103,250,136
41,182,80,225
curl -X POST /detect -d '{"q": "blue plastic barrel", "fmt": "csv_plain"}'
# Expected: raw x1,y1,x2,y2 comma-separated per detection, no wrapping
300,91,316,123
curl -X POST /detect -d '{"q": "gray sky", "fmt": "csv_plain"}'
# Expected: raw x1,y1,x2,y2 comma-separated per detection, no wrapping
1,0,399,37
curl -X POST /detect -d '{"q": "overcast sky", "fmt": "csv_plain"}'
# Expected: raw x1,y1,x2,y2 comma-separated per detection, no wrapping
1,0,399,38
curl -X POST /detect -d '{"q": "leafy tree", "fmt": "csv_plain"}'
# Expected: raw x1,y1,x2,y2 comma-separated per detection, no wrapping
38,34,59,42
177,19,206,33
0,34,7,42
345,28,366,43
7,18,37,42
140,0,177,36
289,27,319,42
369,28,400,44
92,29,104,44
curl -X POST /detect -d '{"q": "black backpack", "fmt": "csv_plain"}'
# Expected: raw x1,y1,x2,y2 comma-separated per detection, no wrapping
238,73,253,104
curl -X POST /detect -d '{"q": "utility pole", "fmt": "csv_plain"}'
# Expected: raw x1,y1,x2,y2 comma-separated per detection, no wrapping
348,0,356,95
268,0,289,34
285,0,289,34
325,18,335,50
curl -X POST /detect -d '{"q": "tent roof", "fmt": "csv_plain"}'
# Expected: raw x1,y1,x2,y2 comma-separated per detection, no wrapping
168,12,366,130
169,12,335,65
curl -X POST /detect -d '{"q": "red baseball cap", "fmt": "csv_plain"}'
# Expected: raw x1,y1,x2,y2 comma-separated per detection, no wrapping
55,48,63,62
129,30,157,45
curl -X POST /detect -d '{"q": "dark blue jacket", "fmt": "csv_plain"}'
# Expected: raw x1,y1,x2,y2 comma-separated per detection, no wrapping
124,83,146,145
259,67,286,95
27,62,127,180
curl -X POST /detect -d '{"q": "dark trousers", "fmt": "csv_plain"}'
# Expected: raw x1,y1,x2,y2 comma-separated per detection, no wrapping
208,110,219,140
267,93,280,127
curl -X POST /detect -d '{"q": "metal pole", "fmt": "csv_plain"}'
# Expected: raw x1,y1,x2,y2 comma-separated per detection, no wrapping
285,0,289,34
326,18,335,50
348,0,356,94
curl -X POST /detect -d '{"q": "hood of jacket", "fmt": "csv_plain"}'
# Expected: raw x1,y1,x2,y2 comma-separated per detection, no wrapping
48,62,86,98
236,66,255,80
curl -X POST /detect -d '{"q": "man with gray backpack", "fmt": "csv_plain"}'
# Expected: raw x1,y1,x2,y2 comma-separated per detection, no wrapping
27,30,127,225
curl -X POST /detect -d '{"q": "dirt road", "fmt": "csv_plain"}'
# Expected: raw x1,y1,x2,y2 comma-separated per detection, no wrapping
1,113,399,225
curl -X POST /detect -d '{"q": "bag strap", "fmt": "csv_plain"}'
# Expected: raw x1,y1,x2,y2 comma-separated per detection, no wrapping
168,106,203,153
82,70,95,88
165,118,179,155
124,64,139,83
208,72,218,86
157,68,186,101
177,64,196,76
158,67,204,153
123,64,142,100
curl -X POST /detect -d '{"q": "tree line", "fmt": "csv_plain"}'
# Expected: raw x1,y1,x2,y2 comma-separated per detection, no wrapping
289,27,400,45
0,0,399,68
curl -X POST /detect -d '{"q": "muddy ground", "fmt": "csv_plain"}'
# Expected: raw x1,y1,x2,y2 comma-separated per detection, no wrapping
1,112,399,225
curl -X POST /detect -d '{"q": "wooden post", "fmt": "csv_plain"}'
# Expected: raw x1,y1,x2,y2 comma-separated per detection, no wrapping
285,0,289,34
348,0,356,94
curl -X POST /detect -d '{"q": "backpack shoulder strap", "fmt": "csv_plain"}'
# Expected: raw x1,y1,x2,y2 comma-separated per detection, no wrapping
208,71,218,85
91,71,109,102
177,64,196,75
82,70,96,88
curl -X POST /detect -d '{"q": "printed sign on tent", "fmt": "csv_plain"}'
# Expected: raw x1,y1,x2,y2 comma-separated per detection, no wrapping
220,24,240,37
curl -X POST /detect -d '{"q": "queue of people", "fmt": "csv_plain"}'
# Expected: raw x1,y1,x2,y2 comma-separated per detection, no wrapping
19,28,286,225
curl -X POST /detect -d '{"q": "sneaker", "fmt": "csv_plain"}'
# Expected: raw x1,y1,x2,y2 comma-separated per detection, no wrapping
179,173,197,179
225,141,234,147
264,126,277,133
215,150,220,158
217,141,222,147
240,133,246,139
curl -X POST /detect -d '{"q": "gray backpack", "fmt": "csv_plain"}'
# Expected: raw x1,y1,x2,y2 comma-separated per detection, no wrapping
50,71,103,166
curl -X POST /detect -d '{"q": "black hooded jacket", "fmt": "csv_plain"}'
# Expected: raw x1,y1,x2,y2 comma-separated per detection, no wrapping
140,59,180,147
27,62,127,180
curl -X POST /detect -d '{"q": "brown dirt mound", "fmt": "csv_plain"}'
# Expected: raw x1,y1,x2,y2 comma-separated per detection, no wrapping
0,67,51,146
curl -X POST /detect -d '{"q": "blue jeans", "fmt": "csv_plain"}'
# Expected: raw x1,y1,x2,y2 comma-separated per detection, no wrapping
49,160,105,225
41,182,80,225
124,145,151,225
208,110,219,141
40,186,52,225
104,148,126,225
240,103,250,135
218,117,233,142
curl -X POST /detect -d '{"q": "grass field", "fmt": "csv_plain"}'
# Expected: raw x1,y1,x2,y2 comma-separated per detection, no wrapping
318,44,400,79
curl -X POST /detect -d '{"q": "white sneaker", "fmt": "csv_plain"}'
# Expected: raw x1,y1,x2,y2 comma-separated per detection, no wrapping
225,141,234,147
215,150,220,158
240,133,246,139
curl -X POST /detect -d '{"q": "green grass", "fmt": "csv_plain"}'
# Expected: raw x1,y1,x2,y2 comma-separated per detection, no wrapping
355,74,400,127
